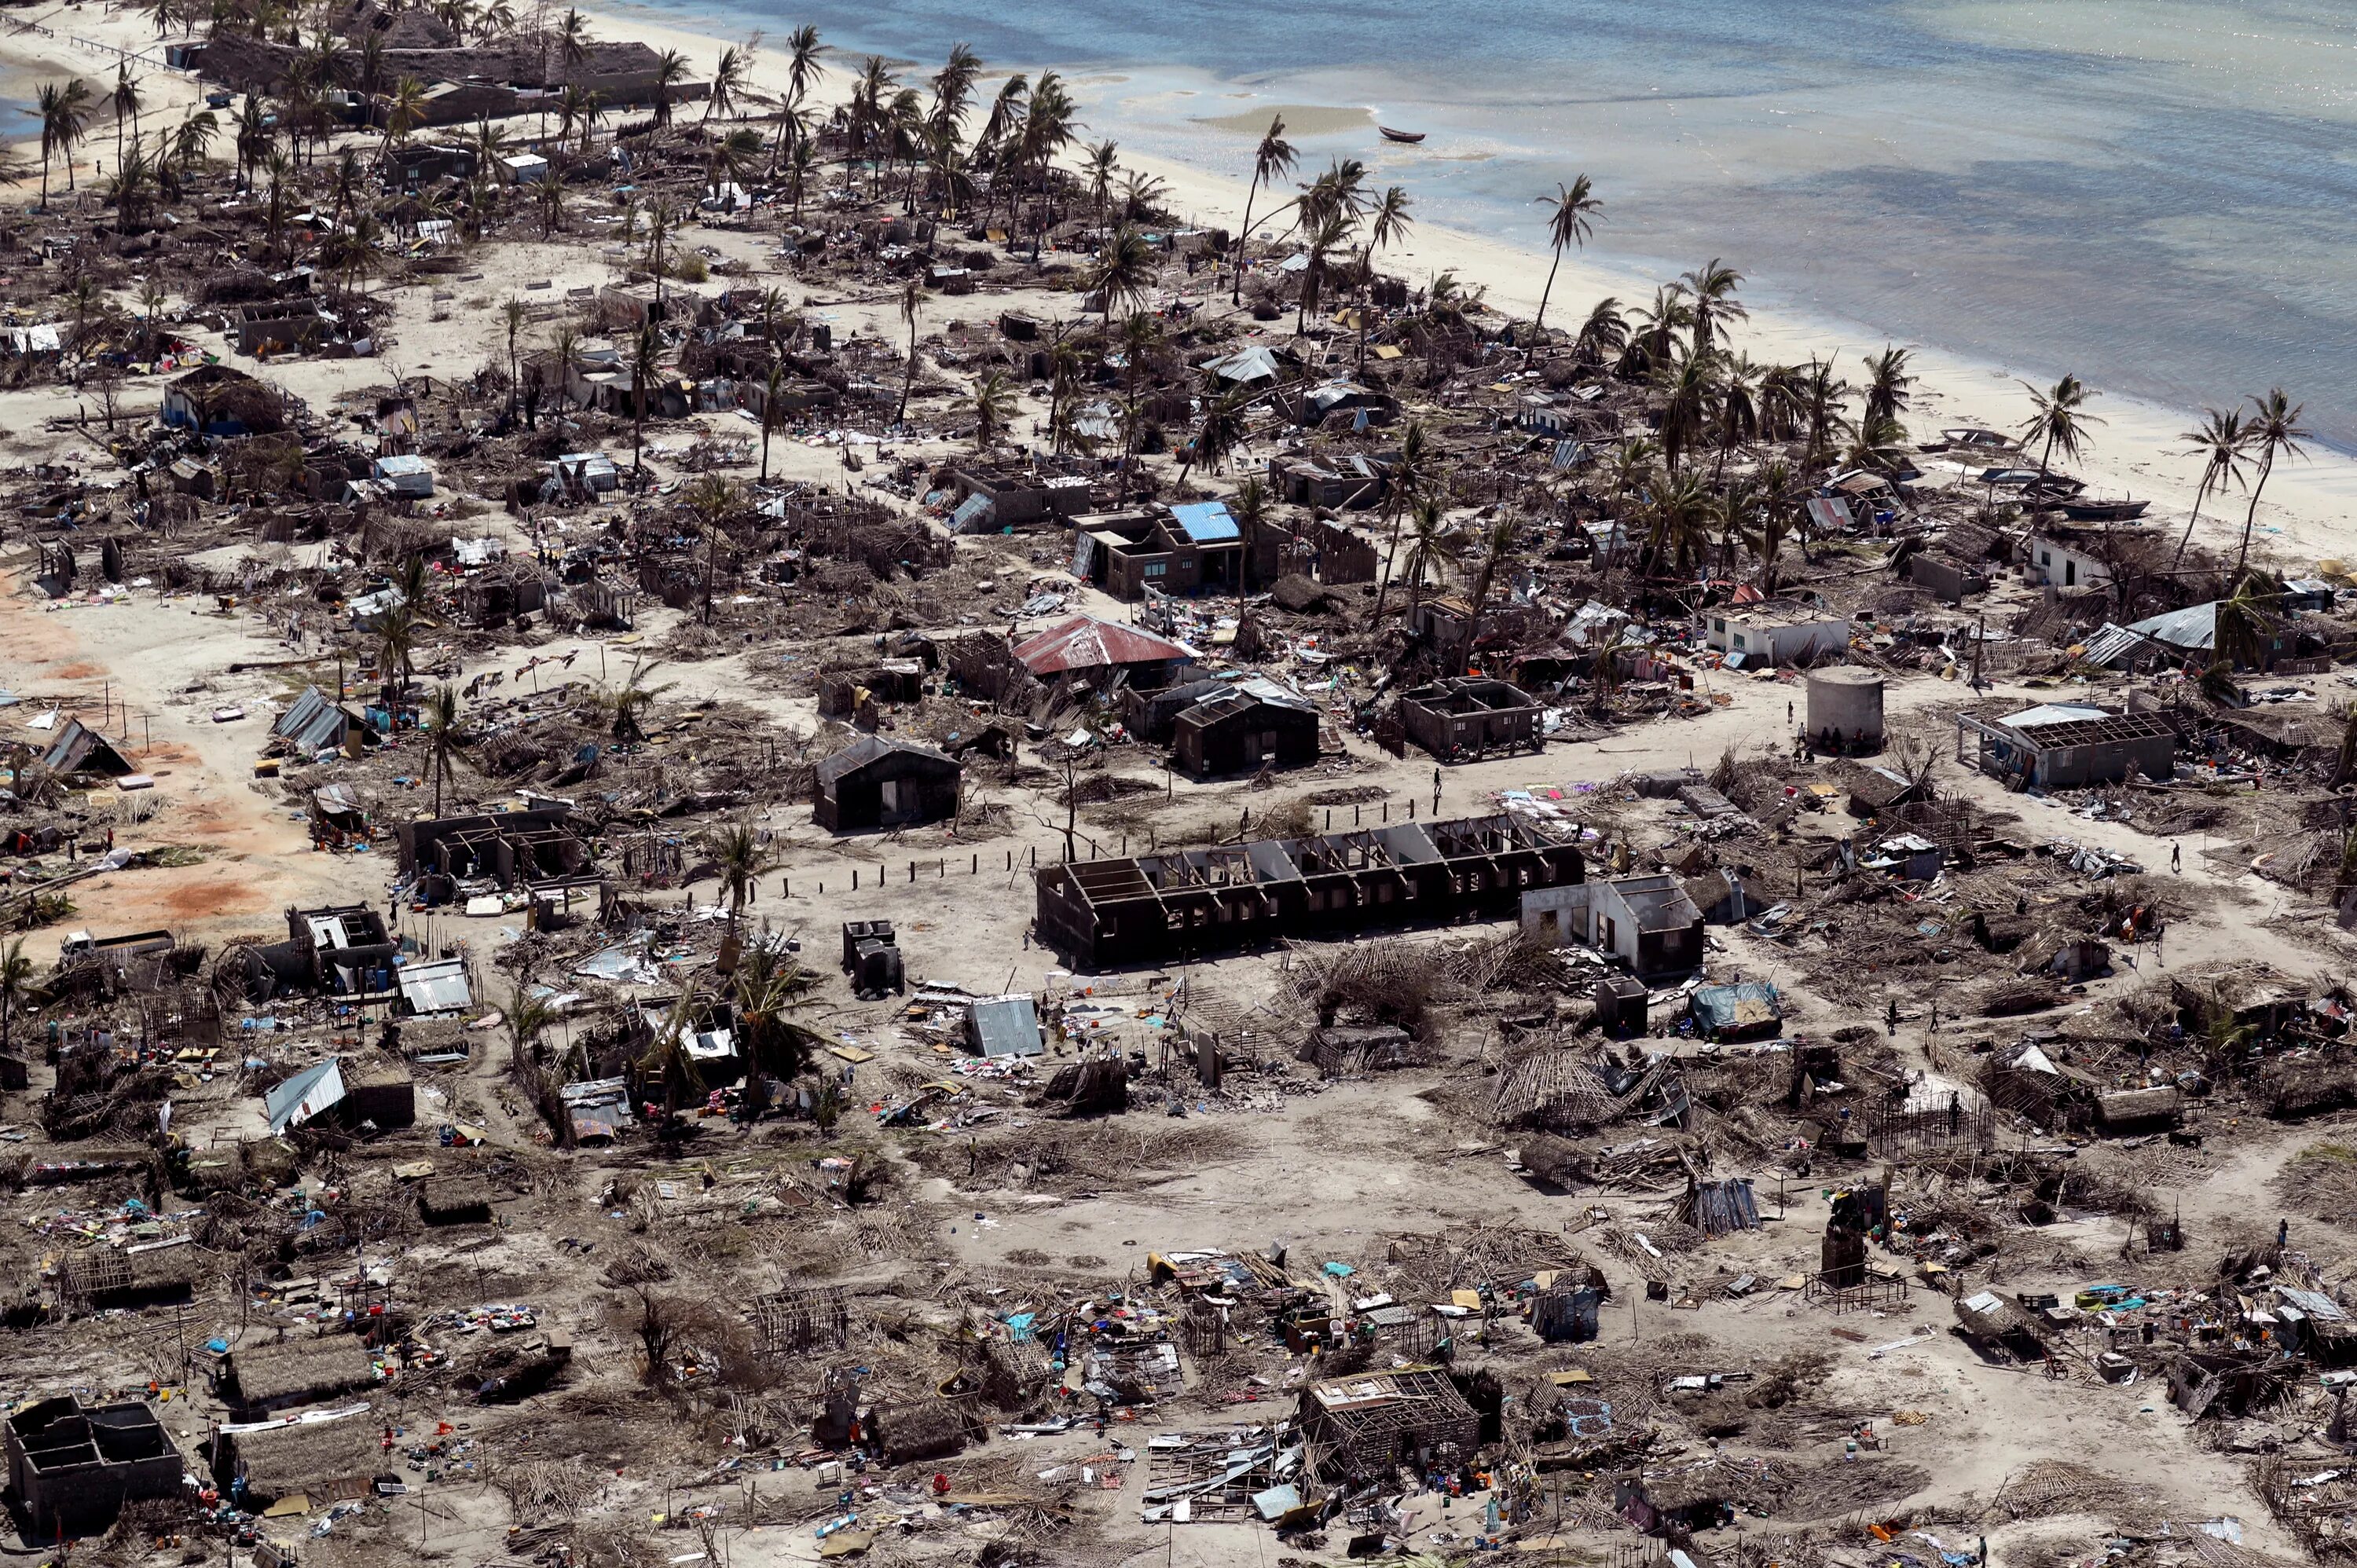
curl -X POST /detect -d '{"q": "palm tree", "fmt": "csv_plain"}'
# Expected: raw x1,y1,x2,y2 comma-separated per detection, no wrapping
1619,284,1692,379
1457,515,1519,673
0,936,29,1058
171,108,216,174
2173,406,2250,568
1656,351,1716,475
1230,474,1272,592
1369,420,1432,625
1679,258,1745,358
379,75,427,163
702,816,772,925
929,41,980,144
684,474,737,625
557,6,590,75
423,684,462,815
599,658,673,743
1178,387,1247,483
629,321,661,475
1295,207,1351,335
772,23,823,167
703,43,748,123
759,361,785,481
1532,174,1600,332
2018,372,2103,484
38,79,92,209
1399,495,1457,627
1572,297,1626,366
637,984,706,1140
1356,185,1412,372
2234,388,2309,581
894,277,924,426
1087,222,1155,341
962,369,1016,451
1082,137,1120,218
499,992,558,1076
733,943,823,1083
1233,114,1296,304
1016,70,1078,258
1861,345,1912,430
1800,357,1853,471
112,64,143,170
649,49,688,130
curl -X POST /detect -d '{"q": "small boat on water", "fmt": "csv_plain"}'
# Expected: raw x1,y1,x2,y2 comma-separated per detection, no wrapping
1378,126,1425,144
2058,496,2151,522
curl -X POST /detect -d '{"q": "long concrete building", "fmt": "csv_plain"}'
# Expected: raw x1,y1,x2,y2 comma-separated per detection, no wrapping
1035,813,1584,969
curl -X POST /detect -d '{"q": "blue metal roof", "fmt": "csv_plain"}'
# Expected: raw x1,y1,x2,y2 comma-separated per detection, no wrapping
1170,501,1240,544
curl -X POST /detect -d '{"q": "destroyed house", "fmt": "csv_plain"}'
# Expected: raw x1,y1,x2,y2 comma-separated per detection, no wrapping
40,717,135,777
1702,606,1849,666
948,462,1094,527
273,685,371,755
1070,502,1243,599
219,1335,377,1416
211,1407,382,1505
1296,1368,1480,1482
162,364,288,435
4,1396,181,1537
1521,873,1704,978
1959,704,2176,789
813,736,962,831
1269,452,1387,511
1036,814,1583,969
1171,681,1321,777
1395,678,1543,761
395,804,591,894
1012,615,1195,690
229,904,398,1002
235,298,325,355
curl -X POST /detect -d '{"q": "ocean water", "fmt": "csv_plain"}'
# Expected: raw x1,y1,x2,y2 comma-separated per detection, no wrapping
632,0,2357,449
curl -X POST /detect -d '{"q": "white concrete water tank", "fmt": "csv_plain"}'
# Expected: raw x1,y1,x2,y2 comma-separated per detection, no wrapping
1806,665,1884,747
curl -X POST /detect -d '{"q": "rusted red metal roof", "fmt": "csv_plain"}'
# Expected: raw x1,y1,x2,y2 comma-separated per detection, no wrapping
1011,616,1196,675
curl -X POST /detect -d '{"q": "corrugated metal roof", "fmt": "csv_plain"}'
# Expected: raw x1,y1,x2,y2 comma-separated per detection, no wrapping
1012,615,1196,675
2126,601,2218,651
816,735,959,787
274,686,354,753
969,995,1043,1058
2001,702,2110,730
1169,500,1240,544
266,1058,346,1134
398,958,472,1016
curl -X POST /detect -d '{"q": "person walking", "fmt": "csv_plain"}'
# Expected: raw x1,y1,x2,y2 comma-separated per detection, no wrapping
2171,841,2181,873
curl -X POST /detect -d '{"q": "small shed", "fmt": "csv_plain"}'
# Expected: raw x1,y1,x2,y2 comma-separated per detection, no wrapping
372,454,435,498
813,737,962,831
418,1173,493,1223
1172,683,1321,776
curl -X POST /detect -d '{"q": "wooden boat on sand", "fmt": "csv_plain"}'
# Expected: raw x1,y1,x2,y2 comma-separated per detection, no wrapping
1378,126,1425,144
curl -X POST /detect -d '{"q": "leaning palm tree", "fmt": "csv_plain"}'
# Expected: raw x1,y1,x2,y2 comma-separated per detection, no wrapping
1087,222,1155,340
893,276,925,426
2234,388,2308,581
961,369,1017,452
702,43,748,123
1232,113,1296,304
2018,372,2103,485
1532,174,1600,331
38,79,91,209
2173,406,2250,567
1572,296,1626,366
1369,420,1432,625
1456,515,1519,673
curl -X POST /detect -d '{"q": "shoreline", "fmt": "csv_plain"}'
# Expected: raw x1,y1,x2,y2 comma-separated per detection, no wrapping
8,0,2352,568
573,0,2357,569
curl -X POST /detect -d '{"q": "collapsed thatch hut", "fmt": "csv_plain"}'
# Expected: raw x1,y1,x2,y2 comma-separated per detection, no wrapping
212,1408,383,1504
223,1334,377,1415
418,1174,494,1224
864,1399,981,1464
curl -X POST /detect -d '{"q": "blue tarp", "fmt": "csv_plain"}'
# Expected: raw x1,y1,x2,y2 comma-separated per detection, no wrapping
1169,500,1240,544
